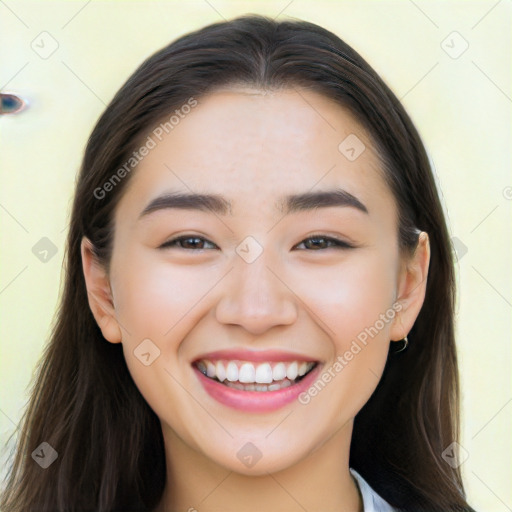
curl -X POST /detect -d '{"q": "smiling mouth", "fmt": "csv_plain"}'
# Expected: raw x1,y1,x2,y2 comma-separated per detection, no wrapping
194,359,318,392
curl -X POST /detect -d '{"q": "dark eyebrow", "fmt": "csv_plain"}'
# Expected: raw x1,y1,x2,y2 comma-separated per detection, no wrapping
139,192,232,218
138,188,368,219
279,189,368,215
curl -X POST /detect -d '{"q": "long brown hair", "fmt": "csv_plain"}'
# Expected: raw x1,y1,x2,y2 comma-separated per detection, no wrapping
1,15,474,511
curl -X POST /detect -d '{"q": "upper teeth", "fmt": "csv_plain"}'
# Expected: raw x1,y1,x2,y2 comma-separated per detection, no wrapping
196,360,315,383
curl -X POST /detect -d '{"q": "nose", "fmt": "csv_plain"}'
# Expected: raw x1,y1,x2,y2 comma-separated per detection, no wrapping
215,250,298,336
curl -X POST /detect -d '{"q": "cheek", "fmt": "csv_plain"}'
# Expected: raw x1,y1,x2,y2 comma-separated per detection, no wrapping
294,253,398,344
111,251,218,343
297,254,397,415
111,253,212,429
112,246,398,354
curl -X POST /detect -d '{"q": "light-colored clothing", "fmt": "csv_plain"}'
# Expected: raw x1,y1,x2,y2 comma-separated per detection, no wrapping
350,469,398,511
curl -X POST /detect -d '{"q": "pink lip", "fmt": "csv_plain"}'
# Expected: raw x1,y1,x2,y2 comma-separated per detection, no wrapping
193,362,322,413
193,349,317,363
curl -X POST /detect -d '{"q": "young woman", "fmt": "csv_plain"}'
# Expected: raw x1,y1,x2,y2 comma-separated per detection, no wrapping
0,15,475,512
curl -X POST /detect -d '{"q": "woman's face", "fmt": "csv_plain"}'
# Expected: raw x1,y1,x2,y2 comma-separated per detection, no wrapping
84,87,427,475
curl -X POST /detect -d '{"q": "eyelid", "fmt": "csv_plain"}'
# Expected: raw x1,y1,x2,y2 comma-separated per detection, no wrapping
294,234,355,250
159,235,218,250
158,233,355,251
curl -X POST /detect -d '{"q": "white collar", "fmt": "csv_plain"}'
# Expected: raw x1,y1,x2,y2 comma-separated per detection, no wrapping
350,469,397,512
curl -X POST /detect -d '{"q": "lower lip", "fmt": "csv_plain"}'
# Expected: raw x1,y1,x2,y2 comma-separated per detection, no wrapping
193,364,322,412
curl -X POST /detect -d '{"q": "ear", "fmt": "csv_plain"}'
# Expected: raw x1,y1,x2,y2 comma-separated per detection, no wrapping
81,237,122,344
390,232,430,342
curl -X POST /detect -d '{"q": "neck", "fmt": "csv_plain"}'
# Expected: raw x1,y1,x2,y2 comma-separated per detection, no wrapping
154,420,362,512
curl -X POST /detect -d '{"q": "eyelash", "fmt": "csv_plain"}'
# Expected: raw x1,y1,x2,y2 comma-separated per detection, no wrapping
158,234,354,251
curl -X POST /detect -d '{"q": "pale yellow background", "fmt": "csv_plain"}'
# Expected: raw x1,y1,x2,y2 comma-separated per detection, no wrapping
1,1,510,510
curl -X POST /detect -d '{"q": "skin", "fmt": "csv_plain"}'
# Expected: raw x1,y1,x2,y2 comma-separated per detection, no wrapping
81,87,430,512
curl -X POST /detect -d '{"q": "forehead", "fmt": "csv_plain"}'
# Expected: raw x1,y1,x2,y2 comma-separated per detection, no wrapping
116,87,394,222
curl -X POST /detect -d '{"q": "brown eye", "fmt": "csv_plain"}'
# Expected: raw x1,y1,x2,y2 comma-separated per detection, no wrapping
295,235,353,251
159,236,217,250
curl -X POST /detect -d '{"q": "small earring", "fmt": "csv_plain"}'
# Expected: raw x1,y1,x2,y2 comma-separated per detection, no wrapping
395,335,408,353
